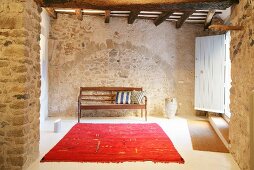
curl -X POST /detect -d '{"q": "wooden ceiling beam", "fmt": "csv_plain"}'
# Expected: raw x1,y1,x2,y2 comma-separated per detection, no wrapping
154,11,174,26
105,10,111,23
176,11,194,28
209,25,243,31
128,10,140,24
45,7,57,19
204,10,216,29
75,9,83,20
39,0,238,11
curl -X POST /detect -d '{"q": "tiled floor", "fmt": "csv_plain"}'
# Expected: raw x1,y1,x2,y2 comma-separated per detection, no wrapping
27,116,240,170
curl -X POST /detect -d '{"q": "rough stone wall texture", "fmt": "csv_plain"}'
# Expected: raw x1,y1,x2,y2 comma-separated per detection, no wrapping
48,14,203,117
229,0,254,170
0,0,41,169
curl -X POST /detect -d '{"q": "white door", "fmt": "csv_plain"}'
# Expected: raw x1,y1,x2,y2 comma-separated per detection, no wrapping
195,35,226,113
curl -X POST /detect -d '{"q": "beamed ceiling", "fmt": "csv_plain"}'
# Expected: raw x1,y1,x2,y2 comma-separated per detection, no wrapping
35,0,239,29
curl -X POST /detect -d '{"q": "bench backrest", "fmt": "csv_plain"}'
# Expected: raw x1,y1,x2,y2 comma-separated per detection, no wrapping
79,87,143,104
80,87,142,92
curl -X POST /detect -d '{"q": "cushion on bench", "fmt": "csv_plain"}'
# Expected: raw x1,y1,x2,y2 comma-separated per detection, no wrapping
115,91,131,104
131,90,145,104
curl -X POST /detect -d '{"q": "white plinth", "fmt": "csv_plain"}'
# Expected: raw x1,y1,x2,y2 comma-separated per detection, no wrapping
54,119,61,133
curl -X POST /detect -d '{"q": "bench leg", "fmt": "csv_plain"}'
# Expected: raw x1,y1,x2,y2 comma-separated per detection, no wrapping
141,109,143,118
144,96,147,121
78,107,81,123
78,110,80,123
145,108,147,121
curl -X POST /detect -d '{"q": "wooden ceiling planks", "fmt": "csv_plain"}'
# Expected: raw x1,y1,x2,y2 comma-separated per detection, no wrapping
38,0,239,29
38,0,238,11
46,9,227,28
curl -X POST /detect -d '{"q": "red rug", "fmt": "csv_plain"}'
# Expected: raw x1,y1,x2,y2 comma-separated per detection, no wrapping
41,123,184,163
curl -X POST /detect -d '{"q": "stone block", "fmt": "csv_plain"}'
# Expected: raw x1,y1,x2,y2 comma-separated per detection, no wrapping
0,121,9,128
9,101,28,109
18,59,33,65
0,107,6,113
0,61,9,67
12,37,26,45
2,45,27,58
7,146,25,155
0,14,24,29
0,78,9,83
1,69,11,76
10,86,26,94
12,115,29,126
3,40,12,47
0,130,4,136
11,65,27,73
12,136,29,145
11,110,26,116
0,104,7,112
0,31,9,37
9,29,29,37
0,155,4,164
6,128,24,138
13,94,30,100
4,96,13,104
7,156,26,166
13,75,27,83
9,3,24,13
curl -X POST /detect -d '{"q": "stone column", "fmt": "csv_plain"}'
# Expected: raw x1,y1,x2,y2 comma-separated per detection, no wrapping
229,0,254,170
0,0,41,169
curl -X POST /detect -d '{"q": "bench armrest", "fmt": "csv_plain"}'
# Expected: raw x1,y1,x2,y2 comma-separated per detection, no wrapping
143,96,147,105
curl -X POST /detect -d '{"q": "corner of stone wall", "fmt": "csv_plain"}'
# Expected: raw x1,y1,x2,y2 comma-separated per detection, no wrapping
0,0,41,169
229,0,254,169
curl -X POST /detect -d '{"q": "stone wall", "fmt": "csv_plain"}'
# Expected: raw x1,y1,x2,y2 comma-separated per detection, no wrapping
48,14,202,117
229,0,254,169
0,0,41,169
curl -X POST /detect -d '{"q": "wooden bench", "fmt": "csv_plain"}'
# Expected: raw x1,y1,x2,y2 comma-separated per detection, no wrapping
78,87,147,122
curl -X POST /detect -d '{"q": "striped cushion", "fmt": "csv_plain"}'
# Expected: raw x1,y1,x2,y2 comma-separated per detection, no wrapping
115,91,131,104
131,91,145,104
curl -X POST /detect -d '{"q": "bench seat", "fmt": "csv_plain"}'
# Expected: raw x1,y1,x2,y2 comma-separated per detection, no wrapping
80,104,146,110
